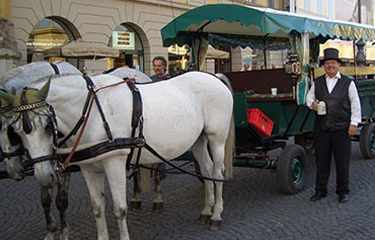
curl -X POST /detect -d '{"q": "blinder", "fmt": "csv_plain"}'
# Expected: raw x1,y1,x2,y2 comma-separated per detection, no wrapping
20,88,33,134
7,126,21,146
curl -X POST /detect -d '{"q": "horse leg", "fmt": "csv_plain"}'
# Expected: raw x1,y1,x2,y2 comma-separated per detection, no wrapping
41,186,57,240
130,170,142,210
207,135,226,230
55,173,71,240
80,166,108,240
103,158,130,240
34,161,58,239
191,135,214,224
152,164,164,211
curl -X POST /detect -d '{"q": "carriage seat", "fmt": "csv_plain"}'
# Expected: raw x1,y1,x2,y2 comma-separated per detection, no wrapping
224,69,294,102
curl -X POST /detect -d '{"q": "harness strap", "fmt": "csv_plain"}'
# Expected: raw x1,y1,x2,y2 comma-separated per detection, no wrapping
128,81,143,129
59,74,114,147
83,74,113,141
50,63,60,75
1,147,25,160
20,89,33,134
57,91,92,147
60,78,129,168
33,155,55,164
126,81,144,171
143,143,225,182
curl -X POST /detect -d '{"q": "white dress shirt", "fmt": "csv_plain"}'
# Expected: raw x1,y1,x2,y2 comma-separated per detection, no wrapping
306,72,362,126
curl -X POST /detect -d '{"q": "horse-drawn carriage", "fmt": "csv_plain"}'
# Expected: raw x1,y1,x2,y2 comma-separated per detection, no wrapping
3,4,375,240
161,4,375,194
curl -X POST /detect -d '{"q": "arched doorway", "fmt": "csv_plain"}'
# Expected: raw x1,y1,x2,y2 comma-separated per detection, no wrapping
26,16,81,66
109,23,149,73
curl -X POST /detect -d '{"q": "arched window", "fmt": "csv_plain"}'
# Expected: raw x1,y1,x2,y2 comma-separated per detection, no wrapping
109,24,145,72
26,17,80,66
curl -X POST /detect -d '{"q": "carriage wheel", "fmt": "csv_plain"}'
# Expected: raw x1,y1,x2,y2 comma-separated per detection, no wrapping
360,123,375,159
276,144,306,194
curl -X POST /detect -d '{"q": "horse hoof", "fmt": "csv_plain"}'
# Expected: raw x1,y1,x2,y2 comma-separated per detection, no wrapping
209,219,222,231
130,201,142,210
44,232,56,240
59,227,69,240
198,214,211,225
152,202,164,211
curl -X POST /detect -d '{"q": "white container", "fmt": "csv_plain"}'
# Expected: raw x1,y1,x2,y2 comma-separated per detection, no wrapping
317,101,327,115
271,88,278,96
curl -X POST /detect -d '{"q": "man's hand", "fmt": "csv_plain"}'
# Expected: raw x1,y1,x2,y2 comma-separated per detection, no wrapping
311,101,319,112
348,125,357,136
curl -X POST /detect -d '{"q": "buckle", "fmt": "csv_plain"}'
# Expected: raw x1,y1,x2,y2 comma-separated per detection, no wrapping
135,137,145,147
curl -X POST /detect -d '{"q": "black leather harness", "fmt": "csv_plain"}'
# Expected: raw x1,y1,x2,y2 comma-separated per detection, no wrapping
38,75,146,170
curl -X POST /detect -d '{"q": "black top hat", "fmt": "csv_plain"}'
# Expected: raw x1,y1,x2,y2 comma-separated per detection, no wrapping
321,48,341,64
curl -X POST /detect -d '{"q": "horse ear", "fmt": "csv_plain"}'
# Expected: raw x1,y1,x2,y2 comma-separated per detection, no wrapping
0,91,15,105
38,79,51,100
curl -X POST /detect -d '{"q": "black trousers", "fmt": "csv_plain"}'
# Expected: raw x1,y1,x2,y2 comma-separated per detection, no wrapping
314,130,351,195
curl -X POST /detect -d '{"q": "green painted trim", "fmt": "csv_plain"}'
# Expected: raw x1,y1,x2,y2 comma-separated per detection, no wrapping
161,4,375,46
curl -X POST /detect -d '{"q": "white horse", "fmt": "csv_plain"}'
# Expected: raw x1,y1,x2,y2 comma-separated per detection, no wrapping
1,71,233,240
104,66,152,83
0,61,81,240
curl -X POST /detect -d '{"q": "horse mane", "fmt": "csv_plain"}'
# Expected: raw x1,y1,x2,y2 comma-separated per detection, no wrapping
101,66,152,83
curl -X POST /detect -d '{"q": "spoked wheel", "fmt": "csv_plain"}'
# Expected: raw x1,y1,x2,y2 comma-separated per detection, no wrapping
276,144,306,194
360,123,375,159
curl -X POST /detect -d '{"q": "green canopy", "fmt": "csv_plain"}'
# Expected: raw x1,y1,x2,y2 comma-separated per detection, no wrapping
161,4,375,47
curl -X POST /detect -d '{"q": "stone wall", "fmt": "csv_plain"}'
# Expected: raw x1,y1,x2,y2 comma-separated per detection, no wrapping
0,17,17,51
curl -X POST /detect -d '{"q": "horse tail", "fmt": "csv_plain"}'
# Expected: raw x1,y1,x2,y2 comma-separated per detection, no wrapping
215,73,235,179
223,115,235,179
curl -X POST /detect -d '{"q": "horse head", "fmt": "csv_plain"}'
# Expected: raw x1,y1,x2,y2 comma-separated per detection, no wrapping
2,127,25,180
0,92,25,180
0,81,57,186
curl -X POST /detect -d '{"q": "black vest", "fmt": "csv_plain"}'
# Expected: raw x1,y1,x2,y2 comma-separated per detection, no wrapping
314,74,352,132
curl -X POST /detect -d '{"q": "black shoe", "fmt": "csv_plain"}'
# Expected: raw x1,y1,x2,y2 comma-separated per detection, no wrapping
310,192,327,201
338,194,349,203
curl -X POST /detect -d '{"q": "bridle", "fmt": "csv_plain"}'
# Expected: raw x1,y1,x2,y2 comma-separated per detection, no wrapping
0,104,27,163
0,63,64,166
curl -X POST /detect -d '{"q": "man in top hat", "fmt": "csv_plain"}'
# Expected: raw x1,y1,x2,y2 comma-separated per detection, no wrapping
306,48,361,203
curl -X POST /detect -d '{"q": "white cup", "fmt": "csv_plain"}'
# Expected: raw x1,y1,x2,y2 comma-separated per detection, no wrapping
271,88,277,96
317,101,327,115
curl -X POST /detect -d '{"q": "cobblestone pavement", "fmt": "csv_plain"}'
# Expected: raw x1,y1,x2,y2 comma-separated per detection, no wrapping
1,143,375,240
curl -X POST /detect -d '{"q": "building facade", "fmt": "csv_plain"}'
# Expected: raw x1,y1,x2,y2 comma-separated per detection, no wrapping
1,0,289,74
5,1,370,74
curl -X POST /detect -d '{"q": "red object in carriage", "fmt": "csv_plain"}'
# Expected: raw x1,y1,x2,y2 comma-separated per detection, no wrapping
247,108,274,137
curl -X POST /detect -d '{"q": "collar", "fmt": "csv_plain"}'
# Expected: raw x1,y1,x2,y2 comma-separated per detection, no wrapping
325,72,341,80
